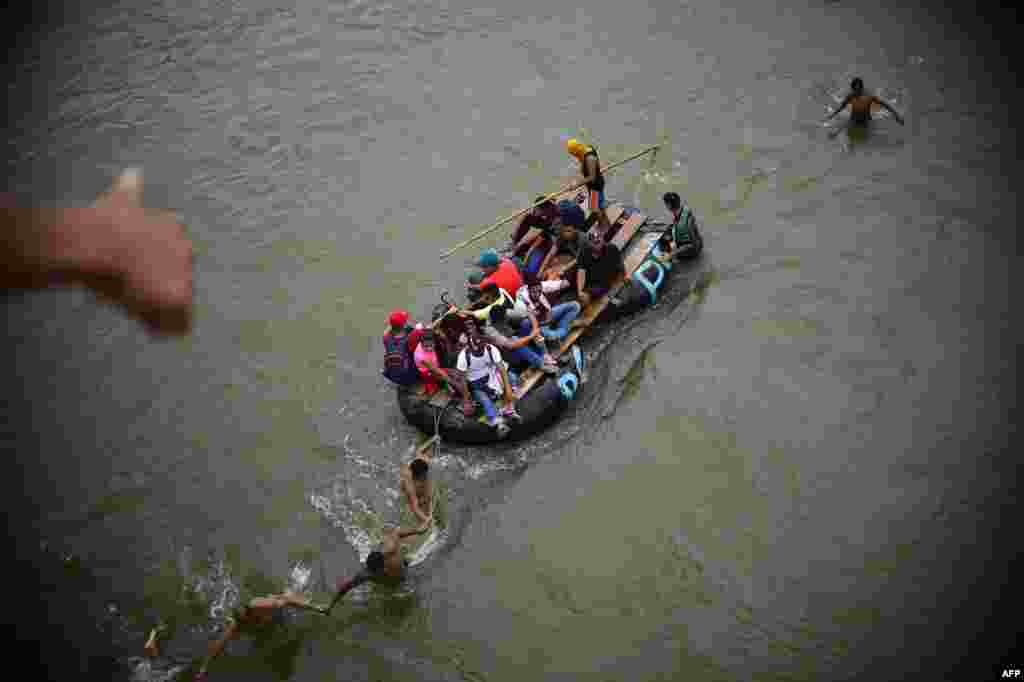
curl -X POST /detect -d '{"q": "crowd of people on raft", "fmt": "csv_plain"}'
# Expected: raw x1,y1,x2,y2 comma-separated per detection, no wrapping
380,140,702,437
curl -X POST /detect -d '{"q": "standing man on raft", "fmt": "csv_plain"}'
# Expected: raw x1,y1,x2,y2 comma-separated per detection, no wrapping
566,138,612,241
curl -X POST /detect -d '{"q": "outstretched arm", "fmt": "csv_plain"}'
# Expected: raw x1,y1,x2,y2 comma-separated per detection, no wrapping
269,591,325,614
322,573,372,615
195,620,239,679
0,171,194,336
825,94,853,120
874,96,904,124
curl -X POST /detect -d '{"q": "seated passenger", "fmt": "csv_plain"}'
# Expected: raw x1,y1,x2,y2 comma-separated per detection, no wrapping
473,248,523,298
514,276,581,342
510,196,560,257
520,218,562,280
464,277,516,324
575,232,626,308
557,199,588,235
663,191,703,257
546,220,587,283
414,329,466,398
381,310,424,387
484,304,558,375
454,324,517,435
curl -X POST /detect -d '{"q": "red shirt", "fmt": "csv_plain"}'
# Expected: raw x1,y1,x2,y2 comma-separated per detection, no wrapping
480,258,523,298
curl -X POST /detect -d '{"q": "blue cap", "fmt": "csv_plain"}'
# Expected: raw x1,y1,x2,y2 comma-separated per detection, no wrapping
477,249,500,269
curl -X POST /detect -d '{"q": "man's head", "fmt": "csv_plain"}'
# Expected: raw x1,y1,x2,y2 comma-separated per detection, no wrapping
410,458,429,480
366,551,386,575
388,309,409,332
663,191,682,213
465,322,485,353
524,274,543,301
851,77,864,94
588,231,607,255
559,222,578,243
476,249,501,274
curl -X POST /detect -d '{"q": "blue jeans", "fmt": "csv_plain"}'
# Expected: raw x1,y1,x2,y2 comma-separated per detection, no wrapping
468,377,499,421
541,302,581,340
505,339,546,369
520,303,581,342
515,319,552,359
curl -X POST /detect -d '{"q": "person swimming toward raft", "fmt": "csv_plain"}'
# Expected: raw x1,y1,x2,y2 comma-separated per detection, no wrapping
321,524,431,615
400,442,435,528
185,591,325,680
825,77,904,137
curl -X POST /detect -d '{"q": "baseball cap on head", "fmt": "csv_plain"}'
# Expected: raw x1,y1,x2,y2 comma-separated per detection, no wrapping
476,249,500,269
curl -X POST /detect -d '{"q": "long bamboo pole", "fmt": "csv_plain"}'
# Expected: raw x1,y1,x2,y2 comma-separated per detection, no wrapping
439,143,661,261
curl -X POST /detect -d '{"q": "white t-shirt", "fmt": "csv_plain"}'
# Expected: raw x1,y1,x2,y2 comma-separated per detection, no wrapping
514,279,569,319
456,343,505,394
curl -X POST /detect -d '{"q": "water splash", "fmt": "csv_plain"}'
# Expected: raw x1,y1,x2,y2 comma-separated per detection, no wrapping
127,657,188,682
189,556,240,623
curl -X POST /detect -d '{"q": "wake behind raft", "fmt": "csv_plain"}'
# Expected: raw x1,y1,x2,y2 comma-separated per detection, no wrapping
394,191,704,445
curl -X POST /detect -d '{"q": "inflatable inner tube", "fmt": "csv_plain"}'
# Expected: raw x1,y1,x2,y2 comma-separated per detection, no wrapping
397,370,573,445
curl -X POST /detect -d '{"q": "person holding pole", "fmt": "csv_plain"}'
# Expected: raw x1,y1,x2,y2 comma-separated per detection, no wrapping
565,138,612,240
438,144,658,262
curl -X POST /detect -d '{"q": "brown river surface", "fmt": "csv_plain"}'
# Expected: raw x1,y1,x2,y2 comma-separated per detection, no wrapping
1,0,1019,679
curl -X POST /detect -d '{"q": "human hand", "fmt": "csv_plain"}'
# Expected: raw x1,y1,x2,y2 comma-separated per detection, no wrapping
86,169,194,335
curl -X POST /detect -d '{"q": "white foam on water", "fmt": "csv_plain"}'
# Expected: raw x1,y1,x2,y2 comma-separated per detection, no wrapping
288,561,312,591
189,556,240,623
127,658,187,682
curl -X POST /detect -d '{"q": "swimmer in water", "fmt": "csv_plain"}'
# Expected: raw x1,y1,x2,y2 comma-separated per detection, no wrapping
400,442,435,529
826,77,904,137
321,524,430,615
193,591,325,680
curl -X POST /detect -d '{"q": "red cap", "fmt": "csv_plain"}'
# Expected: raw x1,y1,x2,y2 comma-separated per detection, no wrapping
388,310,409,327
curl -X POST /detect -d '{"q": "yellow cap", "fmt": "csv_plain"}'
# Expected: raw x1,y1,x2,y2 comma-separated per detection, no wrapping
566,138,586,158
